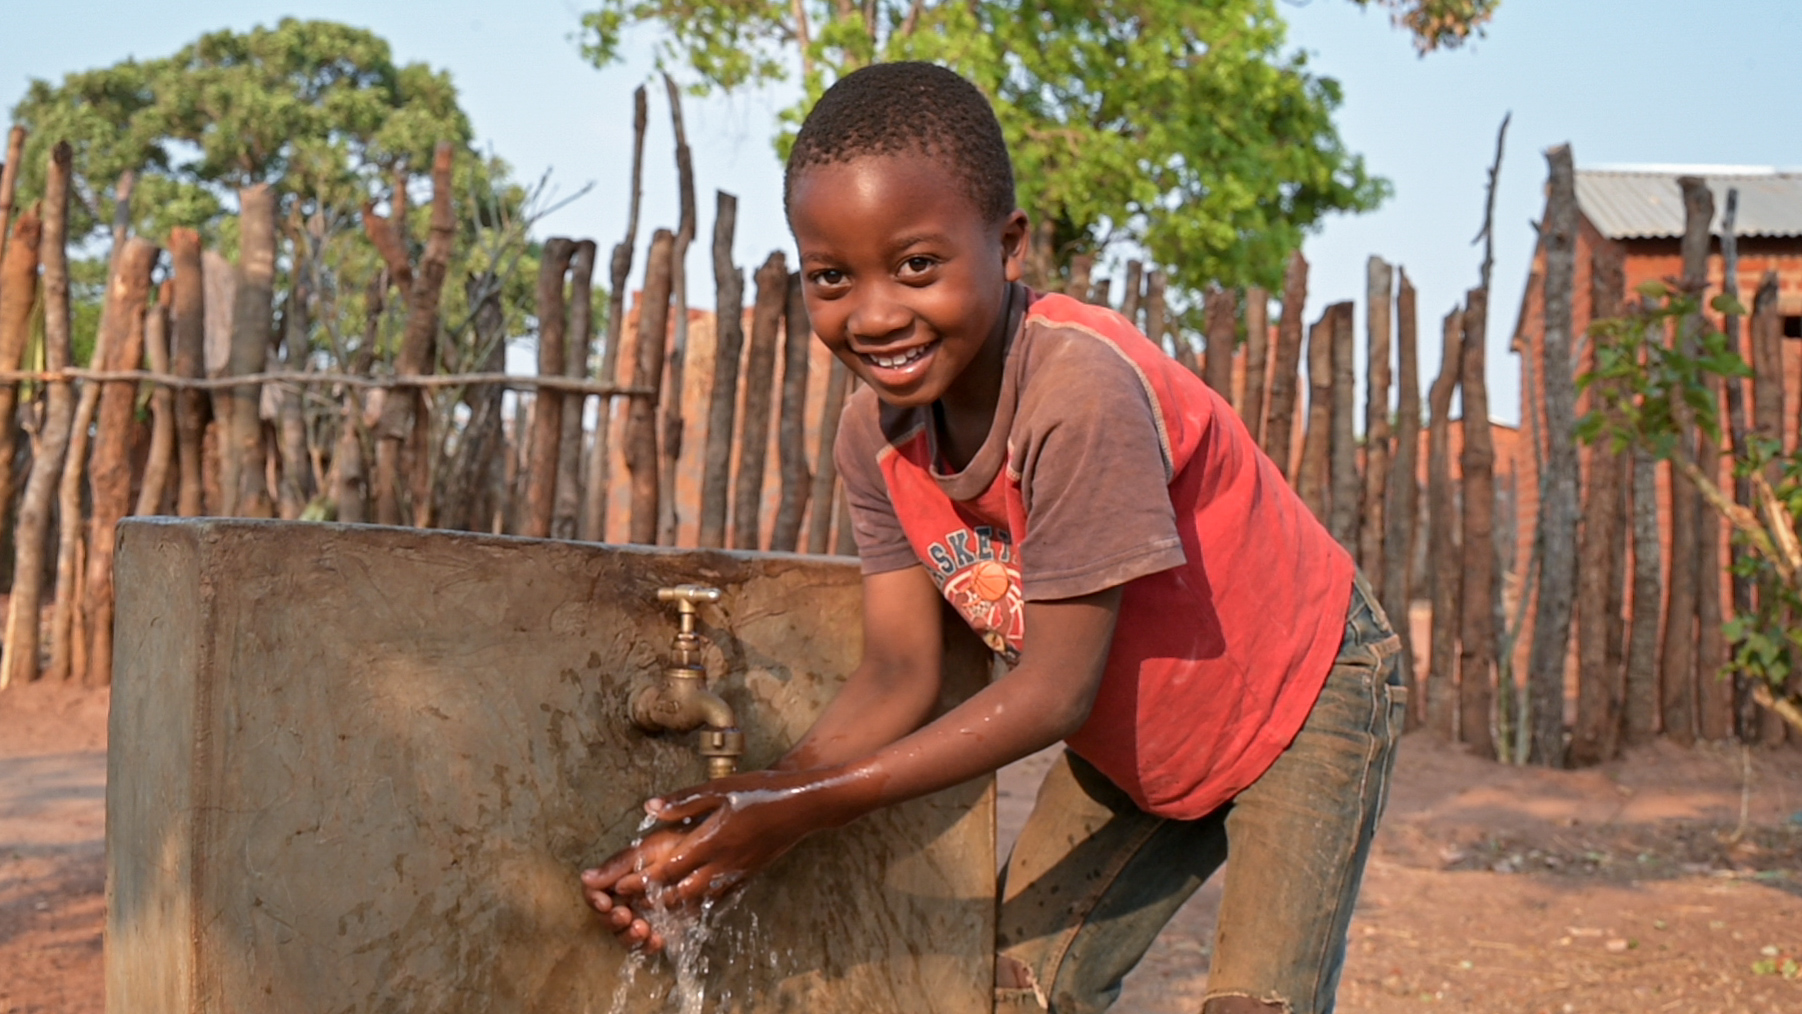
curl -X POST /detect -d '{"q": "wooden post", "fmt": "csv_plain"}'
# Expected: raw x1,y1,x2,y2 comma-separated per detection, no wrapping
169,228,207,517
1263,252,1307,478
1719,190,1756,740
1203,286,1236,400
1571,242,1627,766
437,276,508,533
1458,288,1497,757
1696,421,1730,737
1527,144,1581,766
1695,418,1730,741
1750,272,1786,745
1426,306,1462,739
84,237,160,685
1144,271,1181,372
556,241,598,539
1298,308,1333,525
771,271,813,551
1065,252,1094,299
581,86,648,543
1383,270,1421,725
0,126,24,264
1328,301,1359,551
1659,177,1713,746
274,264,311,521
202,248,237,516
52,171,134,683
374,143,454,528
0,209,42,533
1239,286,1270,444
807,357,851,555
698,191,743,548
1360,258,1394,594
524,237,576,539
732,252,788,550
658,72,697,546
135,290,176,516
1120,260,1144,326
1625,445,1664,746
227,184,277,518
333,275,381,525
1024,219,1056,294
625,230,676,544
1,142,72,687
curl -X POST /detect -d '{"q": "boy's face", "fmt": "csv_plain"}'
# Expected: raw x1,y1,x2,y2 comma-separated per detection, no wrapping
789,153,1029,408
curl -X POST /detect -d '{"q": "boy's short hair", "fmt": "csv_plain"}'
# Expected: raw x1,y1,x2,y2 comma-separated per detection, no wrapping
785,62,1016,224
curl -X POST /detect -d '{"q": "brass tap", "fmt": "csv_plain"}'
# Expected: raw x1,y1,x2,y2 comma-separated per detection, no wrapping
629,585,745,779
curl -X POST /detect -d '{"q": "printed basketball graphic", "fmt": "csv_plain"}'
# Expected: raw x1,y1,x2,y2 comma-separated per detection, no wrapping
942,554,1025,662
970,560,1010,602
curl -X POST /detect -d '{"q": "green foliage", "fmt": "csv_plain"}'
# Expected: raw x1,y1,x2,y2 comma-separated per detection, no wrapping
67,257,107,367
1350,0,1500,52
1579,283,1800,718
9,18,471,245
579,0,1398,292
1578,281,1749,460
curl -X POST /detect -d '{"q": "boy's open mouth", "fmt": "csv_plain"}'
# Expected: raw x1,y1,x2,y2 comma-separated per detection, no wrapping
859,340,937,381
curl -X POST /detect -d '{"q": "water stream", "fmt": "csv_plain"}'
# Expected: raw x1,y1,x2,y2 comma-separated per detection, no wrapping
603,816,786,1014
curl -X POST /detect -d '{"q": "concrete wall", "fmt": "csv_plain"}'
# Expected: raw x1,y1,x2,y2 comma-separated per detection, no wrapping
107,520,995,1013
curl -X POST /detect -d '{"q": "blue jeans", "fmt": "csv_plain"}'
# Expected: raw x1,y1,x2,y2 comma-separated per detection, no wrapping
995,574,1406,1014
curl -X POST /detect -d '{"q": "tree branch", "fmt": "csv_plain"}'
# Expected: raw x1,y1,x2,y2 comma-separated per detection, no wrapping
792,0,815,79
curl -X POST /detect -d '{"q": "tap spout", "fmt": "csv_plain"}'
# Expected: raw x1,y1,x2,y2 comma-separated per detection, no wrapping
634,585,747,779
629,665,746,778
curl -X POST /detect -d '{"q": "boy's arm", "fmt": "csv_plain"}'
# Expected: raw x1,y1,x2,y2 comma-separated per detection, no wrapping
770,565,947,772
589,585,1119,906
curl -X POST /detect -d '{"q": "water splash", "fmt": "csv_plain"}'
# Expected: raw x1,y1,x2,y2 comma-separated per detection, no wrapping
601,814,761,1014
605,951,647,1014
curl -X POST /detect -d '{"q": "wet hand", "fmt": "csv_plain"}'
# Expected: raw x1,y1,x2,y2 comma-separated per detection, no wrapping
580,827,687,953
619,766,869,906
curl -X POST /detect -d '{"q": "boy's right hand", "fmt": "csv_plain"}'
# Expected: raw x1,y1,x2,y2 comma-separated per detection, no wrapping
580,827,686,954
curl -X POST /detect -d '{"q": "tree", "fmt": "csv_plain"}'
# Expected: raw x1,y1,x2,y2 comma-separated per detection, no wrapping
577,0,1450,292
10,20,470,249
9,20,554,525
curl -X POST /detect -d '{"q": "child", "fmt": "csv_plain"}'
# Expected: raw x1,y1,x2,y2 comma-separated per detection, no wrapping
582,61,1405,1014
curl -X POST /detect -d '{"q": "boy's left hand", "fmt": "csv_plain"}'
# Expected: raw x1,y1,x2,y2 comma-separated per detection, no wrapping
582,765,867,909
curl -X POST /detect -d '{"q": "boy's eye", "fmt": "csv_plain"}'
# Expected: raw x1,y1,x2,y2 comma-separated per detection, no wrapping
900,256,937,276
810,269,847,287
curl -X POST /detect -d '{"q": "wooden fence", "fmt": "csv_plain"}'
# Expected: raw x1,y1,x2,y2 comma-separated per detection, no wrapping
0,97,1782,768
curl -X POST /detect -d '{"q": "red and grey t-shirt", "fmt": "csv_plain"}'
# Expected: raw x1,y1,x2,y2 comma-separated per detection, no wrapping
835,284,1355,821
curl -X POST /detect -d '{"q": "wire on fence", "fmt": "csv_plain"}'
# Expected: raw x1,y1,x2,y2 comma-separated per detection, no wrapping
0,369,654,398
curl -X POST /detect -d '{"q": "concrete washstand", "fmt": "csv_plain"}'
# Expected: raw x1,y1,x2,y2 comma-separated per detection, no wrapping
105,519,996,1013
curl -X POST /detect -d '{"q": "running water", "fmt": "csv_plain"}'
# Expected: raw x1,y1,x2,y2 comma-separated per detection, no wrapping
603,815,777,1014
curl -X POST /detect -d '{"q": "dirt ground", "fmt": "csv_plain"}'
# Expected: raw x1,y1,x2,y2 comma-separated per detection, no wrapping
4,675,1800,1014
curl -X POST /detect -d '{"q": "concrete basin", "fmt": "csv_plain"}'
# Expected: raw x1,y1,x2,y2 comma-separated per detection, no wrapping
105,519,995,1013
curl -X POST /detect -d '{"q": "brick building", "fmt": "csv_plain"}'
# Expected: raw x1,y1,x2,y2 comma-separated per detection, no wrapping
1508,165,1802,728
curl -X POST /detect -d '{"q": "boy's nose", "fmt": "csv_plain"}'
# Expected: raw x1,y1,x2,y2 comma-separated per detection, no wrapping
846,296,914,347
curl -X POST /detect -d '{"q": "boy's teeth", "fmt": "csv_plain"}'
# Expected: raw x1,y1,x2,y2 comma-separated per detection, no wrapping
871,346,927,368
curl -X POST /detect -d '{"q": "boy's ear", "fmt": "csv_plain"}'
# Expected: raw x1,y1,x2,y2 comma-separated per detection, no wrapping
1000,210,1030,284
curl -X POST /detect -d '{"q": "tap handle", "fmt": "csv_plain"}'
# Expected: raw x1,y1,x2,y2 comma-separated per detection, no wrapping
657,585,723,611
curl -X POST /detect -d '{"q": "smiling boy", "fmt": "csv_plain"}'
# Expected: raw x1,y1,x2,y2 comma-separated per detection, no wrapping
582,62,1406,1014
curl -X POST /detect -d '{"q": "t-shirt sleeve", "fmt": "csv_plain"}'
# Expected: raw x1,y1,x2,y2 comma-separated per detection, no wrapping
1016,343,1187,601
834,401,921,575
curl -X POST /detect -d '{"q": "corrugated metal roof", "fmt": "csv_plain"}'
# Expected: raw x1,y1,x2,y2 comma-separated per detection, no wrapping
1576,166,1802,240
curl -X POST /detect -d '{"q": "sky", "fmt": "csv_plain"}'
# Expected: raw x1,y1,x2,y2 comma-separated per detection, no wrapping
3,0,1800,425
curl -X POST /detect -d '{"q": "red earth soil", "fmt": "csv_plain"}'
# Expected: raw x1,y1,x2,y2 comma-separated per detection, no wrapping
5,674,1800,1014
